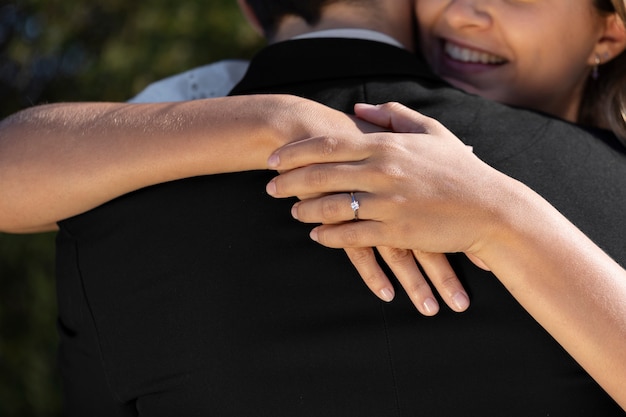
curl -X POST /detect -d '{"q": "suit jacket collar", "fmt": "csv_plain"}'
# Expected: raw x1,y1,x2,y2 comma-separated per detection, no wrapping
230,38,440,95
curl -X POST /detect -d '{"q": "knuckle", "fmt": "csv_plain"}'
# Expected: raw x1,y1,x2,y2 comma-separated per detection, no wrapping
439,273,461,291
361,271,382,286
349,247,373,266
384,247,412,264
305,166,329,187
380,101,403,112
318,135,339,156
407,279,431,297
342,227,361,247
321,198,342,221
380,162,407,184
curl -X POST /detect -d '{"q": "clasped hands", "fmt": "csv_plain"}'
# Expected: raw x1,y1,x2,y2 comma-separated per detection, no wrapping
266,102,497,316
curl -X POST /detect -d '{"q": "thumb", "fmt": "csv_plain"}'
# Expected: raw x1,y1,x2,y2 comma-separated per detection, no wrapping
466,253,491,271
354,102,435,134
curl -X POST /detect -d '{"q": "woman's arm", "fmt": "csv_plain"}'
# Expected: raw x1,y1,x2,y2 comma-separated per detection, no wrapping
0,95,358,233
266,102,626,409
0,96,470,316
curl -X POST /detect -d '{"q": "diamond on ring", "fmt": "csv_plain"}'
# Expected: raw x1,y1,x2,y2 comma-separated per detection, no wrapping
350,192,360,220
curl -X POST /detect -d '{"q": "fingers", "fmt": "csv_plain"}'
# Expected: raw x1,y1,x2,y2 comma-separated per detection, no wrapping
310,222,385,250
291,192,366,224
344,247,395,303
345,245,470,316
267,134,369,172
354,102,441,134
266,162,363,199
266,102,441,173
377,247,440,316
414,252,470,312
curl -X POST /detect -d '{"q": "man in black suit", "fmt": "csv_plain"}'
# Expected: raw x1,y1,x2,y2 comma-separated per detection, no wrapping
46,0,626,415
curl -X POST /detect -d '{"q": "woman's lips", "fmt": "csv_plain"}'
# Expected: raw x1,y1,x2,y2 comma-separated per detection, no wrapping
443,40,506,65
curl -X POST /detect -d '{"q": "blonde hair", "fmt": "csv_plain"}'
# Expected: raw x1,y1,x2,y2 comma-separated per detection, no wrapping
579,0,626,145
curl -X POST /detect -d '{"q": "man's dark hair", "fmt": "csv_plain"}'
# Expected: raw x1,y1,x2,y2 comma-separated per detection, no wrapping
243,0,340,38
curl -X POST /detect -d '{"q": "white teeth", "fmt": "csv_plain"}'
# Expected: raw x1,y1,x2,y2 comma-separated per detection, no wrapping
444,42,505,64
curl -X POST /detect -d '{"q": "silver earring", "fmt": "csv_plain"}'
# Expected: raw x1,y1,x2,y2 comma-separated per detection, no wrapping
592,55,601,80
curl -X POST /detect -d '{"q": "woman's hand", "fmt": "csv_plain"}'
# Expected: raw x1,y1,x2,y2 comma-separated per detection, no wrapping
265,102,500,314
268,103,496,253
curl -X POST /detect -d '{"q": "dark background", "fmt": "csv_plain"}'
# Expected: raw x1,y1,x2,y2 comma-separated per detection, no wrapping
0,1,263,415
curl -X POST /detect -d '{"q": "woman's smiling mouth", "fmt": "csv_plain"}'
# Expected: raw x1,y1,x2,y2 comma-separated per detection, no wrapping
444,41,506,65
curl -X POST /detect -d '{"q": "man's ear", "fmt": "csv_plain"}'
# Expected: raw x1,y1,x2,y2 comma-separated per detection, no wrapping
590,13,626,64
237,0,264,36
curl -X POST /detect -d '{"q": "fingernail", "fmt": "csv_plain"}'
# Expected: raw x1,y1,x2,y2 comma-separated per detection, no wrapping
380,287,395,302
267,154,280,169
266,180,277,196
423,297,439,316
452,292,470,312
309,228,319,242
291,204,299,220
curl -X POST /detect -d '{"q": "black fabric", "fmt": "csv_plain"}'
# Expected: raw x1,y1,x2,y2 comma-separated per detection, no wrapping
56,39,626,415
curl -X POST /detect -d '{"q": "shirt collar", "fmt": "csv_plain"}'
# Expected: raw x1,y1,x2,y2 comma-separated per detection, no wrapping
291,28,405,49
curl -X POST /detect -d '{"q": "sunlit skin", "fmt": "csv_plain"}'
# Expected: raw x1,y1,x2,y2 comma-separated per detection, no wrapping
416,0,610,122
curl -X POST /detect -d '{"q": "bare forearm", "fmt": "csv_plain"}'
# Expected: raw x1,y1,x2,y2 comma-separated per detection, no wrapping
477,177,626,409
0,95,349,233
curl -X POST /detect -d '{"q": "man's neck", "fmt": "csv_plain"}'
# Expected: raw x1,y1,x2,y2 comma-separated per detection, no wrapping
271,4,415,51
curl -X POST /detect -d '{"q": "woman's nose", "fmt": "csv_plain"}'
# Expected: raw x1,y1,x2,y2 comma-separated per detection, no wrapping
441,0,493,30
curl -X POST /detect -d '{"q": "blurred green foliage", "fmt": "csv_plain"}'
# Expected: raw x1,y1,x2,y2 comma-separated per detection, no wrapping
0,233,59,416
1,0,263,113
0,0,263,415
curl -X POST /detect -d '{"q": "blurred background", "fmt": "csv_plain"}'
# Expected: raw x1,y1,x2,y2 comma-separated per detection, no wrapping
0,0,263,415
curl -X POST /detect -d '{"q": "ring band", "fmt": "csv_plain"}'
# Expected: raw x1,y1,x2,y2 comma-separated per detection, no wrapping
350,192,360,220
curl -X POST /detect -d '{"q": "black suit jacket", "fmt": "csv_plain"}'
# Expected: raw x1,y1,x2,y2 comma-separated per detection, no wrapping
56,39,626,416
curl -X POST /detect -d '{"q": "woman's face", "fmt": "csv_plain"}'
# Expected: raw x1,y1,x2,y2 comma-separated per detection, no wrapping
416,0,607,121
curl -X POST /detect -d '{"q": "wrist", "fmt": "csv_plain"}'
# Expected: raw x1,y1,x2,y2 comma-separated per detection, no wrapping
468,172,548,268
